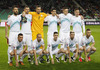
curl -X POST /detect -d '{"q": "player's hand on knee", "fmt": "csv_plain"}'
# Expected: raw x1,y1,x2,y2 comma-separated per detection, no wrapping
16,61,19,67
51,58,54,64
69,58,71,63
35,60,38,65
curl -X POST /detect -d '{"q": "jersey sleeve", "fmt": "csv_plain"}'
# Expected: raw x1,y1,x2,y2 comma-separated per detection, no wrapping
49,43,53,58
91,36,95,43
29,12,33,15
75,38,78,44
41,39,45,46
44,16,49,22
81,20,85,33
32,41,36,50
7,17,12,26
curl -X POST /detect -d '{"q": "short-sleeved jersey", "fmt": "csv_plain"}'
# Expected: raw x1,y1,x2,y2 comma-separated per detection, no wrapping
44,15,59,33
64,37,78,48
59,13,73,33
7,15,21,32
49,38,62,51
71,16,85,33
32,39,44,50
29,12,47,33
21,14,32,33
83,35,95,46
12,39,26,50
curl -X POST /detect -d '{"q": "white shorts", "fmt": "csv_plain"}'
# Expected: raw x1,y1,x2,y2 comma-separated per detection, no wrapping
8,47,23,55
9,32,19,45
75,32,83,46
52,48,59,55
86,46,90,50
59,31,70,41
47,32,54,45
36,49,42,54
23,33,32,47
70,47,76,53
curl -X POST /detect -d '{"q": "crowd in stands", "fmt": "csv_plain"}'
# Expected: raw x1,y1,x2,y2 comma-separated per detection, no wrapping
0,0,100,19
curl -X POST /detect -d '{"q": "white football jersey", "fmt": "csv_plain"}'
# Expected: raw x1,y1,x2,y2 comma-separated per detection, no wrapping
59,13,73,33
32,39,44,50
71,16,85,33
64,37,78,48
7,15,21,32
21,14,32,33
12,39,26,50
49,38,62,51
45,15,59,34
83,35,95,46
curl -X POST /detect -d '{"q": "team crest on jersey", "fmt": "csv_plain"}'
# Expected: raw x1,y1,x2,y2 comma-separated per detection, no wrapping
41,15,43,17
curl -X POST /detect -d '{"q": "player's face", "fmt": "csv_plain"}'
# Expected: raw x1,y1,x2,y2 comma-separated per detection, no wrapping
51,10,56,16
18,36,23,42
37,35,42,42
70,33,75,39
86,31,91,37
24,7,30,14
63,9,68,15
13,7,18,15
54,34,58,40
74,10,80,16
36,7,41,14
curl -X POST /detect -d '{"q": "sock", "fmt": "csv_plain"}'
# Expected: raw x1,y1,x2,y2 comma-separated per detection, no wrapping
20,53,28,62
46,53,49,59
72,53,76,58
38,54,44,60
87,51,95,57
28,53,30,58
30,54,34,60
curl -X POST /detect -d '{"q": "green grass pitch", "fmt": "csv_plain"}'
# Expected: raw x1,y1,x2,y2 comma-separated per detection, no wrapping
0,25,100,70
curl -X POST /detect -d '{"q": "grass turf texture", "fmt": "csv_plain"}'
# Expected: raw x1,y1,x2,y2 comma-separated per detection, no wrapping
0,25,100,70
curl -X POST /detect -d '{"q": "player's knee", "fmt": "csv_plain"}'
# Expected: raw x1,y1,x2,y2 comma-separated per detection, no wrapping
30,51,33,54
92,47,96,51
10,52,14,56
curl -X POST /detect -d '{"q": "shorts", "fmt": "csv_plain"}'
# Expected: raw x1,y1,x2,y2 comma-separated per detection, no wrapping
9,32,19,45
59,31,70,41
8,47,23,55
75,32,83,46
23,33,32,47
52,48,59,55
36,49,42,54
70,47,76,53
86,46,90,50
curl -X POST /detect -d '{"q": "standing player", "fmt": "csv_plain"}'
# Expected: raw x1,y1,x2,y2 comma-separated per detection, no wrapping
71,8,85,61
46,32,71,64
83,29,96,61
8,33,28,66
44,8,59,52
29,5,48,41
5,6,21,64
58,7,73,60
20,6,32,61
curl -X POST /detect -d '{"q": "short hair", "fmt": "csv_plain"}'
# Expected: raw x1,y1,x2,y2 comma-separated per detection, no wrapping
24,5,29,9
51,7,56,11
37,33,41,37
36,5,41,9
18,33,23,37
62,7,68,10
12,5,18,10
86,29,91,31
74,8,79,11
54,32,58,35
70,31,75,34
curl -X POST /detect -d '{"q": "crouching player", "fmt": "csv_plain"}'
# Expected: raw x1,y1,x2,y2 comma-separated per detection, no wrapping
63,31,79,62
28,34,46,64
83,29,96,61
46,32,71,64
8,33,28,67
